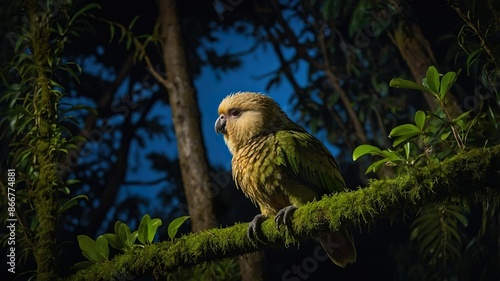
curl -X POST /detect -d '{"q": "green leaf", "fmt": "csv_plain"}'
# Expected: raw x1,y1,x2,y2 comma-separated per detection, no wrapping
392,135,416,147
126,35,133,50
421,77,429,88
70,135,87,143
95,235,109,261
138,214,151,245
439,71,457,99
447,205,469,227
389,124,421,137
96,235,109,261
118,27,127,43
14,36,25,53
114,221,123,236
419,227,440,253
70,3,101,25
466,49,481,73
414,110,426,130
65,143,78,150
348,0,373,37
59,187,70,195
425,66,440,94
168,216,190,240
65,179,81,186
60,104,97,117
352,144,383,161
404,142,411,160
58,194,88,215
453,111,471,131
77,235,95,253
389,78,433,95
365,159,387,174
148,218,163,243
77,235,99,262
453,110,471,123
128,15,140,30
103,233,122,251
440,131,451,141
381,150,404,162
73,261,94,269
109,24,115,42
118,222,132,245
126,231,138,248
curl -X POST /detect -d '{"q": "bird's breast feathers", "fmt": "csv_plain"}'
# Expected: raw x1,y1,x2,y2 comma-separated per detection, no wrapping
232,134,289,212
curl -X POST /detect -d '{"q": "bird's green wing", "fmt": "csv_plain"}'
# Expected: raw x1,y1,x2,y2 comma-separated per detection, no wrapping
274,130,346,194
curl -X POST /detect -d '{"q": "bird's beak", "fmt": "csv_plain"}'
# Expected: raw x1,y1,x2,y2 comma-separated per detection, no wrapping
215,114,226,135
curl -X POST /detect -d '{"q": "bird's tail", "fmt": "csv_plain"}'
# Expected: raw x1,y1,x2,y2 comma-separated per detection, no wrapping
316,229,356,267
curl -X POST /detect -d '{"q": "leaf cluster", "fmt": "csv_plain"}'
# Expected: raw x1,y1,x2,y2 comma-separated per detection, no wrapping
75,214,189,269
352,65,500,278
353,66,486,174
0,1,99,270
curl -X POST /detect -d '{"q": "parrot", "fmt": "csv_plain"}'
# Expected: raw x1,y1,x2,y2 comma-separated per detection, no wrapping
214,91,356,267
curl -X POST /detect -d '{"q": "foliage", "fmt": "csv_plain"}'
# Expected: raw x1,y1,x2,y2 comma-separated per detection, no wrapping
76,235,109,268
75,214,165,269
103,221,138,253
354,66,484,174
353,65,500,279
0,1,98,277
168,215,190,240
241,0,416,164
72,214,240,281
410,204,468,268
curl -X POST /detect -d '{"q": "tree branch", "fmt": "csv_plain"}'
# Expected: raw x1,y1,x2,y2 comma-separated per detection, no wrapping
68,145,500,280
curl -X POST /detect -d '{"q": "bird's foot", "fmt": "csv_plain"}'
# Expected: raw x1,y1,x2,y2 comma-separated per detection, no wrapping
275,205,297,233
247,214,267,244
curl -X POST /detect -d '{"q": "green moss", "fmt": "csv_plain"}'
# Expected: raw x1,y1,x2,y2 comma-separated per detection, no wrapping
67,145,500,281
27,0,63,279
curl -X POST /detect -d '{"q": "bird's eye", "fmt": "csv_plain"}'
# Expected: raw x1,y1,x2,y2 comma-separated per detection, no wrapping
229,108,241,117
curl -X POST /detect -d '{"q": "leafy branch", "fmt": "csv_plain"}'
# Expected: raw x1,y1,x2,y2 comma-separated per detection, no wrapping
0,2,97,279
390,66,465,150
353,66,476,175
352,65,496,276
86,14,175,92
449,3,498,71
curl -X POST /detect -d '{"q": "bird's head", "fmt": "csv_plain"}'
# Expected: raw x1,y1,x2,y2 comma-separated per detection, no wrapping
215,92,293,155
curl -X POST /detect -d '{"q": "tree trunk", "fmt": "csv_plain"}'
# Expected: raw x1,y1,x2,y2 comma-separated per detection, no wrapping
158,0,216,232
393,21,462,118
239,252,265,281
393,22,438,111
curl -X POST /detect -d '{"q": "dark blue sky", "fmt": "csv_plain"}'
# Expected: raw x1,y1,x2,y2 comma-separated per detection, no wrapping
195,31,297,170
116,28,341,216
115,30,297,211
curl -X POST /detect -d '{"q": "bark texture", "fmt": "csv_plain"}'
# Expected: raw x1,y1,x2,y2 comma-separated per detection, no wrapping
159,0,216,232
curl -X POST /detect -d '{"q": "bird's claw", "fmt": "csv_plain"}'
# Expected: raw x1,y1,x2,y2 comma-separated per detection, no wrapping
247,214,267,244
275,205,297,233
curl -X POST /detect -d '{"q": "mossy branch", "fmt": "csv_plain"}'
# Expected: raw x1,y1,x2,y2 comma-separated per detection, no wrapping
27,0,62,279
68,145,500,280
